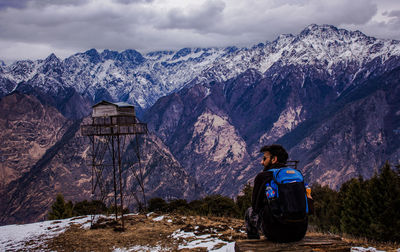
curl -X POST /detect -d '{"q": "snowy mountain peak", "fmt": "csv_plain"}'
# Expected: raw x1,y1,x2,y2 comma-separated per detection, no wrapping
224,46,240,54
302,24,338,34
118,49,145,64
172,48,192,60
299,24,367,41
100,49,119,60
1,24,400,112
44,53,60,64
83,48,102,64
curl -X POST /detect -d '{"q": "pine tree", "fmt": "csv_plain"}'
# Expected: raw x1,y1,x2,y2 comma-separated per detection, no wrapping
236,183,253,218
368,162,400,241
309,163,400,242
48,193,73,220
309,183,340,232
202,195,239,217
148,197,168,213
339,177,370,237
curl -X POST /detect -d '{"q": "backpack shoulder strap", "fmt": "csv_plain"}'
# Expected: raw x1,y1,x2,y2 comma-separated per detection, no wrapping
273,167,304,184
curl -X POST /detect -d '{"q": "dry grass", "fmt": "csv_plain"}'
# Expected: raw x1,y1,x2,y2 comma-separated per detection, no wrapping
46,214,246,251
43,214,399,251
340,234,400,252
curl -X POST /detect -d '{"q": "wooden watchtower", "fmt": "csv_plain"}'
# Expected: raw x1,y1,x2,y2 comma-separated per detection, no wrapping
81,100,147,230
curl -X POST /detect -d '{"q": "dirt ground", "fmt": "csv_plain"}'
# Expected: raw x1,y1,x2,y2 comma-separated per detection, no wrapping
45,214,246,251
41,214,399,252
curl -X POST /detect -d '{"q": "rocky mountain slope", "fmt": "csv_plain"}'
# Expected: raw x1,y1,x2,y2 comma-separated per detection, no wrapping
0,47,233,117
0,93,201,225
144,25,400,194
0,93,71,192
1,24,400,224
2,24,399,117
286,67,400,188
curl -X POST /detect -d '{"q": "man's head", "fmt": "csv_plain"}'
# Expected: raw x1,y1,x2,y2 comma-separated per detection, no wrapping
260,144,288,169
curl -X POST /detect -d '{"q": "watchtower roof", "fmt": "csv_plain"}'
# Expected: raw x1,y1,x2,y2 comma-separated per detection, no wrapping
93,100,134,108
92,100,136,118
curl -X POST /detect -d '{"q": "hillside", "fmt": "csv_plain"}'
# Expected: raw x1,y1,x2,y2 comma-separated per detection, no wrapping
0,93,202,225
1,24,400,224
1,213,398,251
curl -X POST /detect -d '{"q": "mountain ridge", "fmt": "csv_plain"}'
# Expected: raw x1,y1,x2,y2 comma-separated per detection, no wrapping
1,24,399,115
1,24,400,223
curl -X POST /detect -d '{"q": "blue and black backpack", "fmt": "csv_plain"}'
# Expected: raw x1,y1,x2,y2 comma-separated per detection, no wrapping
265,166,309,223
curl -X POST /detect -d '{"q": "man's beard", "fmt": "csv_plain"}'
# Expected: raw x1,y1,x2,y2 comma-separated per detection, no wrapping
264,160,273,169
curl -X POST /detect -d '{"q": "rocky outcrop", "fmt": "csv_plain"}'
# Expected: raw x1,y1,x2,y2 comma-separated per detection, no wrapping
286,67,400,188
144,64,400,196
0,94,202,225
0,93,70,192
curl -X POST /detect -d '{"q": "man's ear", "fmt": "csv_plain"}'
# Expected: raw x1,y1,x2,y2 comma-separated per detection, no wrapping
271,156,278,164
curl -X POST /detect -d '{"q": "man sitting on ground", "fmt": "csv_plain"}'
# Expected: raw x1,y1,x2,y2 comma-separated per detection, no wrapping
245,144,308,242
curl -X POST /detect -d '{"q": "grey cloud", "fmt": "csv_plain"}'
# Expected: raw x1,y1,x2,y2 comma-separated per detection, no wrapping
270,0,312,8
33,0,89,7
113,0,154,4
0,0,156,57
0,0,29,10
158,0,226,31
383,9,400,27
0,0,399,63
0,0,89,10
384,9,400,17
337,0,377,25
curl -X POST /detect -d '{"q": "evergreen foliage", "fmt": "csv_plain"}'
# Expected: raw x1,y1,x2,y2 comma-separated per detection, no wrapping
48,162,399,242
309,183,340,233
310,162,400,242
167,199,189,213
236,183,253,218
49,195,122,220
339,177,370,237
73,200,107,216
200,195,240,217
146,194,240,217
148,197,168,212
48,193,73,220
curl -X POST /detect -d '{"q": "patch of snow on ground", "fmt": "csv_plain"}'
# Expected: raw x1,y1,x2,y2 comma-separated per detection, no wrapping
171,230,196,239
351,247,386,252
0,216,92,251
152,216,165,221
113,245,164,252
171,230,235,251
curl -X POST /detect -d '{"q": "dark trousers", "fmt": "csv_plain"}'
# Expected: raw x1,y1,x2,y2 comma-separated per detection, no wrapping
245,206,308,242
245,207,261,239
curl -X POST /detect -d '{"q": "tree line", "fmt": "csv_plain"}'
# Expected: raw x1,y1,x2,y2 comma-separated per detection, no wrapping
49,192,250,221
49,162,399,242
310,162,400,242
147,186,253,218
48,196,128,220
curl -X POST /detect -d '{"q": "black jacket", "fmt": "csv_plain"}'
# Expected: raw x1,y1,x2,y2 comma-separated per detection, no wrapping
251,163,309,242
251,163,286,213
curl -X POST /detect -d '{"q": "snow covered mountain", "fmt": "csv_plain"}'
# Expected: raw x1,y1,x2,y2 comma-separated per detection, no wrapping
1,24,399,116
144,24,400,195
0,47,233,116
1,24,400,224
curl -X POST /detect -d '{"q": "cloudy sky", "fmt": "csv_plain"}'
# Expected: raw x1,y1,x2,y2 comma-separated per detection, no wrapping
0,0,399,63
